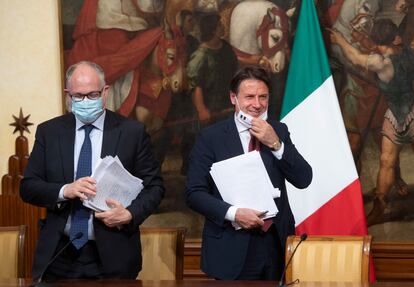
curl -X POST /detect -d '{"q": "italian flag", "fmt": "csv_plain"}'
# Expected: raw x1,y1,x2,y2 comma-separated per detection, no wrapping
280,0,374,280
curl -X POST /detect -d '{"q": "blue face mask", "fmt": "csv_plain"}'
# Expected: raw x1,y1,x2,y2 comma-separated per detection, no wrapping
72,98,104,124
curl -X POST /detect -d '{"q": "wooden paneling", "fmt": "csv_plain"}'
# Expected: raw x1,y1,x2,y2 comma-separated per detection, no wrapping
372,242,414,281
183,239,211,280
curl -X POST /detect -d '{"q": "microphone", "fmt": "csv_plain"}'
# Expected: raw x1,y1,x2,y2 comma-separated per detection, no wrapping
278,233,308,287
31,232,83,286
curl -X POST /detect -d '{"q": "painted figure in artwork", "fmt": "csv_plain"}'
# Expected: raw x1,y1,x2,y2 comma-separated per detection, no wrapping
328,0,413,207
330,0,384,168
187,13,239,126
330,17,414,226
66,0,187,136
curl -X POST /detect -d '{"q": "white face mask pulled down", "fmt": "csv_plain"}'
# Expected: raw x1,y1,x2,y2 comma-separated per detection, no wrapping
234,96,268,129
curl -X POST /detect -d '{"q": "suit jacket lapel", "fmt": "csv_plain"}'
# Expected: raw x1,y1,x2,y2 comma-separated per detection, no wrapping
261,146,274,174
60,114,76,183
223,116,244,158
261,120,280,185
101,110,121,157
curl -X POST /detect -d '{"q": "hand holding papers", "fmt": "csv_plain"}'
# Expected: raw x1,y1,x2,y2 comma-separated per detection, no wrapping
210,151,279,226
83,156,143,212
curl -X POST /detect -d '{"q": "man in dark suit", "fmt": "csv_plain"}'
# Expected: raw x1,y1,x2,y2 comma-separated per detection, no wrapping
185,66,312,280
20,61,164,280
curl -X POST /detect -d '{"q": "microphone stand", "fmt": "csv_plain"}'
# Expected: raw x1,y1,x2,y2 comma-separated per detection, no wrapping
30,232,83,287
278,234,308,287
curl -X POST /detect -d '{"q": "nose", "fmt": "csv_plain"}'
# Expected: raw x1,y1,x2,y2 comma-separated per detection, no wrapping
252,96,261,108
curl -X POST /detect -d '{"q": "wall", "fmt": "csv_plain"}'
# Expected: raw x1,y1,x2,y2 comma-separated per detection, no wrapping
0,0,63,187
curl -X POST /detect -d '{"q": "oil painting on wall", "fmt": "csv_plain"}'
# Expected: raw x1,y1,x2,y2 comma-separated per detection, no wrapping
61,0,414,240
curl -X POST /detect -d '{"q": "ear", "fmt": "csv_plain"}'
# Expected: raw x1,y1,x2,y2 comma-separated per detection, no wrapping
162,77,170,90
101,85,110,109
65,93,72,112
267,8,275,22
230,92,237,105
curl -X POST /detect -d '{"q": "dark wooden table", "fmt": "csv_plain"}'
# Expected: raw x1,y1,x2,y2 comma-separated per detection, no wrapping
2,280,414,287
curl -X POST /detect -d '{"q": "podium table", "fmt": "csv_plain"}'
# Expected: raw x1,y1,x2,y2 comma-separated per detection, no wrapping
1,280,412,287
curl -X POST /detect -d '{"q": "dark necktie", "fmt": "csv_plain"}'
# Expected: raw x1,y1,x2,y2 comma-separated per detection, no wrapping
70,125,94,249
248,135,273,232
248,135,260,152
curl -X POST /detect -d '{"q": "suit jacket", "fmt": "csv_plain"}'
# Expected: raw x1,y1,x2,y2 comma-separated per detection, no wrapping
185,116,312,279
20,110,164,279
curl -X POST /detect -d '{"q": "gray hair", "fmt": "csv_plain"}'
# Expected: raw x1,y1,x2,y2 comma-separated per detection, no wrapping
65,61,106,90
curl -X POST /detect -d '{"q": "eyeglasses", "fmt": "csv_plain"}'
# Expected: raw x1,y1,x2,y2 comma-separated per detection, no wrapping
67,88,104,102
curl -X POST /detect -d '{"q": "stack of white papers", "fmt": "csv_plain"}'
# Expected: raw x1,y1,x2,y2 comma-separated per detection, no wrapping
83,156,144,212
210,151,279,220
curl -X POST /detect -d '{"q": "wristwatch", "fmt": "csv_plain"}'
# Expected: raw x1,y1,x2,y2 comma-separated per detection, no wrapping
271,140,282,151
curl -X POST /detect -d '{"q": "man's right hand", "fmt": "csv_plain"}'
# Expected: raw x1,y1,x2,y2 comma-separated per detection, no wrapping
63,177,97,201
235,208,265,229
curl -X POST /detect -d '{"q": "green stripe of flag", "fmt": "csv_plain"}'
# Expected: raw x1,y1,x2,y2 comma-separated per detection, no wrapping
280,0,331,119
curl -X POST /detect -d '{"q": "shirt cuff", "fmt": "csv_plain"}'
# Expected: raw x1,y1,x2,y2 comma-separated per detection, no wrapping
271,142,284,160
58,184,68,202
225,206,237,222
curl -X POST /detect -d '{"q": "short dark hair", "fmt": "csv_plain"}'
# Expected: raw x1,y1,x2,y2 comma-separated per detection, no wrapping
370,19,398,45
230,66,271,94
199,14,221,42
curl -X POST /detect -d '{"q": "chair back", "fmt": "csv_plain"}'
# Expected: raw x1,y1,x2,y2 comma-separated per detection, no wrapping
285,235,372,283
0,225,26,279
137,227,186,280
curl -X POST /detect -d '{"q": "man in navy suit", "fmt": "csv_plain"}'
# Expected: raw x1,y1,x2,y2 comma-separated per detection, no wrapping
20,61,164,280
185,66,312,280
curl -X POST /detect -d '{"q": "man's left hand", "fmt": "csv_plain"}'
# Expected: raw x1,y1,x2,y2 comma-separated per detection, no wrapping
95,198,133,228
250,117,279,148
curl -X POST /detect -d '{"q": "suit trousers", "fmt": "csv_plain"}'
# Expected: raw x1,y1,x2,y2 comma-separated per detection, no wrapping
236,225,284,280
43,235,103,281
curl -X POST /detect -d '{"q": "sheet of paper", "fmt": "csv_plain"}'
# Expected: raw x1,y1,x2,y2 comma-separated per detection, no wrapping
210,151,278,220
83,156,143,211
